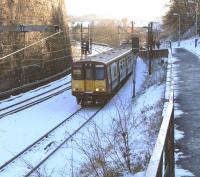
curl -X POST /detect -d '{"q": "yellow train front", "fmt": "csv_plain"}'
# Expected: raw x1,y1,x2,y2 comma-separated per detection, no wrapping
72,47,134,106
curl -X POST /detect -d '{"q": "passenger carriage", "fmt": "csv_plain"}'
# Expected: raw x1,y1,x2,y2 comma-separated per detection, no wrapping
72,47,135,106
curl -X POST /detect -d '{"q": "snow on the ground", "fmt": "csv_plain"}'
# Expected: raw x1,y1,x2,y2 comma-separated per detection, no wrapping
0,45,111,110
0,75,71,109
170,49,195,177
37,57,149,176
0,45,111,176
34,67,139,177
175,128,184,141
135,58,147,94
123,171,145,177
26,57,165,177
172,36,200,58
175,150,194,177
0,107,101,177
0,83,81,167
0,53,165,177
175,168,194,177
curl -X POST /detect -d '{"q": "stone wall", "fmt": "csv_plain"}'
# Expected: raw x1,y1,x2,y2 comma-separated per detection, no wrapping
0,0,72,92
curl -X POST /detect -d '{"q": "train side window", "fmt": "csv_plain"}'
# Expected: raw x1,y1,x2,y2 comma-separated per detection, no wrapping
95,65,105,80
120,60,124,69
122,60,125,68
120,62,123,69
107,67,111,84
111,62,118,79
114,66,117,77
73,69,82,80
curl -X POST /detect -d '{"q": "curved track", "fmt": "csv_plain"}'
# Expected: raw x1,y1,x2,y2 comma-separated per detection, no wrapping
0,44,112,176
0,107,82,173
0,81,71,119
0,105,105,177
24,105,104,177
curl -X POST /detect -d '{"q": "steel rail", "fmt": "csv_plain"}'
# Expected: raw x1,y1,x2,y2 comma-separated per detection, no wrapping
24,105,105,177
0,107,83,172
0,85,71,119
0,67,71,98
0,81,70,112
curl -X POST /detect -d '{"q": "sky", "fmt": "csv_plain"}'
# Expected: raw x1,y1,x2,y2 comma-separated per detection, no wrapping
65,0,170,25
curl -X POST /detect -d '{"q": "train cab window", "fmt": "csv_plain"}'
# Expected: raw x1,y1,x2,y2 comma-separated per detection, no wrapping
85,67,94,80
73,69,82,80
95,65,105,80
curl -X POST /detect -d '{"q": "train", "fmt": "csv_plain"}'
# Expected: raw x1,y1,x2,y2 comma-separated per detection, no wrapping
71,47,135,106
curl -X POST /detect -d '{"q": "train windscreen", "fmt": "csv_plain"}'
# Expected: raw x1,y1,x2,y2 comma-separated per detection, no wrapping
72,64,83,80
95,65,105,80
85,65,94,80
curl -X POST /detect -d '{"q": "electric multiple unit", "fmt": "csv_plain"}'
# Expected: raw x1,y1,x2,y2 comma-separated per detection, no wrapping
72,47,135,106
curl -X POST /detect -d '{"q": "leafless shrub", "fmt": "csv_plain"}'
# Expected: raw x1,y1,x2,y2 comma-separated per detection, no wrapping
23,159,54,177
72,123,123,177
71,88,165,176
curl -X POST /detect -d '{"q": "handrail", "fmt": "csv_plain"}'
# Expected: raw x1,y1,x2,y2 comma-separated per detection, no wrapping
145,48,175,177
145,89,174,177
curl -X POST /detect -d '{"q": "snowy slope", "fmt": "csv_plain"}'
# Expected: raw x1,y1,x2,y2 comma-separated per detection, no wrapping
173,37,200,58
0,52,167,177
26,57,149,177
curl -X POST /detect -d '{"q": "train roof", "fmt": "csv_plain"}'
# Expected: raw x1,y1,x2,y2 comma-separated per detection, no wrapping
75,47,132,65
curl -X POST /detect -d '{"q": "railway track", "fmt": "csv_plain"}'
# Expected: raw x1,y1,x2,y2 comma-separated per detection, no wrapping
0,105,104,177
0,108,82,173
0,81,71,119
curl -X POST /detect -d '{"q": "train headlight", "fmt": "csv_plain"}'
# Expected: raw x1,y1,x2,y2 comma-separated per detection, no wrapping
96,88,99,92
73,88,81,91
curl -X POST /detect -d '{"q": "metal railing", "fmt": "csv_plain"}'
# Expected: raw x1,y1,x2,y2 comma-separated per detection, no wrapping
145,88,174,177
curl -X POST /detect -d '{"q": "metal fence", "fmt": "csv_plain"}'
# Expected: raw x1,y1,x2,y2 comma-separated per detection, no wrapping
145,89,174,177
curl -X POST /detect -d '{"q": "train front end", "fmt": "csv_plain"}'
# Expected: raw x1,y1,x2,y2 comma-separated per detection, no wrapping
72,61,107,105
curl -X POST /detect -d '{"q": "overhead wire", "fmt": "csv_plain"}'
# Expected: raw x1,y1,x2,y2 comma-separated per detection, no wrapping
0,31,63,61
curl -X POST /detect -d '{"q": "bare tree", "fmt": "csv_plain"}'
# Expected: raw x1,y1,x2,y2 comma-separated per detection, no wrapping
23,159,54,177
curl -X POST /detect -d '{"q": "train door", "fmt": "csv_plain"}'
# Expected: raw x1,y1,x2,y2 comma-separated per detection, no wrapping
84,63,95,92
